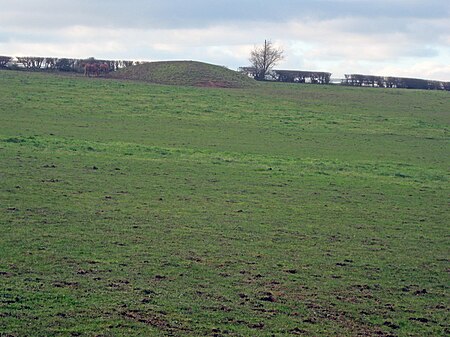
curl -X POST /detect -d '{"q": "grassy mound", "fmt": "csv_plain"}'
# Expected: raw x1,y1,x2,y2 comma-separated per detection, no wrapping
109,60,256,88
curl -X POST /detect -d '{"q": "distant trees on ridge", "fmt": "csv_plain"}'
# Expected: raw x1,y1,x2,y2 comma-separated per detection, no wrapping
0,55,142,74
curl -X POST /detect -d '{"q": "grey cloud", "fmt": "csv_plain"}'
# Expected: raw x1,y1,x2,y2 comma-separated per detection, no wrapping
2,0,449,30
406,46,440,58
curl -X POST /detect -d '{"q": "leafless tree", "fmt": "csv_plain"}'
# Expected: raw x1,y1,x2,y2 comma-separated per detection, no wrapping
43,58,58,70
16,57,45,70
249,40,284,80
16,57,33,69
0,56,12,68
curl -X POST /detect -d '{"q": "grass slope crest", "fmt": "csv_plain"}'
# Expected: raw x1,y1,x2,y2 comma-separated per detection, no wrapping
109,60,256,88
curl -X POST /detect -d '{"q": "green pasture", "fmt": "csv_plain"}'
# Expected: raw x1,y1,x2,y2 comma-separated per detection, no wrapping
0,70,449,336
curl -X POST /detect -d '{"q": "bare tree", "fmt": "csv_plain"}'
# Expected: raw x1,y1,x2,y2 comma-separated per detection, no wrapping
16,57,45,70
0,56,12,68
249,40,284,80
16,57,33,69
43,57,58,70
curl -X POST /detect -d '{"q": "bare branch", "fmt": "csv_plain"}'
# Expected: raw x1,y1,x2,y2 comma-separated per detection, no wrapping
249,40,284,80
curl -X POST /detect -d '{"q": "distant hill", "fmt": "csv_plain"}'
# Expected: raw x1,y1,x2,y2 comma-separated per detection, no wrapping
108,61,256,88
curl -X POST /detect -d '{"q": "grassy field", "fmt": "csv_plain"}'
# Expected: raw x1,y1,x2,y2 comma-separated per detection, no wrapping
0,70,449,336
108,61,256,88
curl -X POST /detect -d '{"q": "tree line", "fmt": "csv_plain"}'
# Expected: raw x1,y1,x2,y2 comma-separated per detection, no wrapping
0,55,143,73
342,74,450,91
243,41,449,91
239,67,332,84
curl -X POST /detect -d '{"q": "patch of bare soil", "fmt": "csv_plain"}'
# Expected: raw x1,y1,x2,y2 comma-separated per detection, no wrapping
122,310,192,334
263,280,394,336
303,300,394,337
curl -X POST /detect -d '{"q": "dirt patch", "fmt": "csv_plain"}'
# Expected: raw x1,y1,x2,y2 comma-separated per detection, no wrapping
122,310,191,334
259,291,277,302
53,280,79,288
304,300,393,336
0,271,14,277
263,280,392,336
289,327,309,335
108,279,130,290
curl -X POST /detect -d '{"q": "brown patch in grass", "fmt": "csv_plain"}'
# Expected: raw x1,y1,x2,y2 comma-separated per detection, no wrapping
122,310,191,334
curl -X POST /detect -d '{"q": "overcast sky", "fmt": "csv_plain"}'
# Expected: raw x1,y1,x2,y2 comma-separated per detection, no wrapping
1,0,449,80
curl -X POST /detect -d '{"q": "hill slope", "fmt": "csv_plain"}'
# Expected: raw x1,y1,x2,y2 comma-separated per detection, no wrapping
1,70,449,336
109,60,256,88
